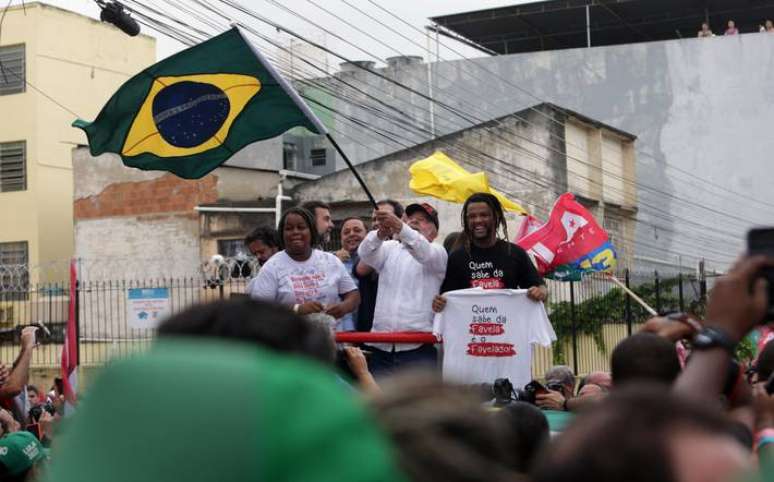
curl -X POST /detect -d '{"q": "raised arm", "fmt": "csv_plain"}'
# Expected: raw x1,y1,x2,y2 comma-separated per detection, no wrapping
0,327,37,398
674,256,773,400
357,230,390,273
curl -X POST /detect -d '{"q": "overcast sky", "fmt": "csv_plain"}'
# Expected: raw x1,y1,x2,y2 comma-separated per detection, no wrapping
42,0,536,67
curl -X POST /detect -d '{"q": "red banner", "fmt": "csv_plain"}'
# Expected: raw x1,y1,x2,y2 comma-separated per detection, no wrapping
467,342,516,357
516,192,612,275
61,259,78,405
469,323,505,336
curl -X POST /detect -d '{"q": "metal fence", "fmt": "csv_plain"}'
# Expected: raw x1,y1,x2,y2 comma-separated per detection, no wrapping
0,268,709,376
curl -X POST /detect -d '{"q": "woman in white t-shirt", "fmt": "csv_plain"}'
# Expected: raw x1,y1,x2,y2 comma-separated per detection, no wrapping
248,207,360,322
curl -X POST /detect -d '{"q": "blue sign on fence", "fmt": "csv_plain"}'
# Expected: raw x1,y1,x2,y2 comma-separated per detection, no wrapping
127,288,170,329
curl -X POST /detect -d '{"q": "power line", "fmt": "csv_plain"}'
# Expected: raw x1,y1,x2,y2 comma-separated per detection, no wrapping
159,1,744,262
365,0,774,213
107,1,741,267
333,0,772,228
208,0,757,249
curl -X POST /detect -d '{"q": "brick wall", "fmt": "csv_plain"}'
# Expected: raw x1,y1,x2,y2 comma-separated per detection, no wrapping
74,173,218,219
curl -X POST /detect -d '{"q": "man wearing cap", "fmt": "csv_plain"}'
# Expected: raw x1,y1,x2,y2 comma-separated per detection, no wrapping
0,431,48,481
358,202,447,376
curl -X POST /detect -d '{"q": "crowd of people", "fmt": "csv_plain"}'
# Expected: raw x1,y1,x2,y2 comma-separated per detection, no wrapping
2,192,774,482
0,326,65,481
698,19,774,37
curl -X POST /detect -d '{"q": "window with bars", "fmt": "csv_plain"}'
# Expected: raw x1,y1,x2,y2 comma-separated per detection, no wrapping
0,241,26,265
283,142,297,171
310,148,327,167
0,241,29,299
216,239,253,279
0,44,25,96
217,239,249,258
0,141,26,192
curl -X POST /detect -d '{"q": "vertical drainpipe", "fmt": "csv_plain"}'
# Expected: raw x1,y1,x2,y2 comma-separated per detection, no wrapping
586,5,592,48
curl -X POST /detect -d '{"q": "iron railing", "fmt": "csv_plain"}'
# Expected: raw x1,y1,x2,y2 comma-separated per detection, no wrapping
0,267,710,376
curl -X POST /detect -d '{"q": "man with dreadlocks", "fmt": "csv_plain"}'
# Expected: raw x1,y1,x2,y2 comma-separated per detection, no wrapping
433,192,547,313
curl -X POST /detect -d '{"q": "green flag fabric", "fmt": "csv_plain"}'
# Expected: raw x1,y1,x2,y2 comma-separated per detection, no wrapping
74,28,326,179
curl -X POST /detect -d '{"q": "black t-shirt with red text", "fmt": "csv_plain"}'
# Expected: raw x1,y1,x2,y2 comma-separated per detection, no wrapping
441,240,544,293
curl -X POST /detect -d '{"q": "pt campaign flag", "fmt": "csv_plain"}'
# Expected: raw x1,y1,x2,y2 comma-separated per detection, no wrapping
516,193,617,281
62,259,78,409
74,27,327,179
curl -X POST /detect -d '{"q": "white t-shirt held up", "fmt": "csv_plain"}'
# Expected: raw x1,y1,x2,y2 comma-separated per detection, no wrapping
433,288,556,387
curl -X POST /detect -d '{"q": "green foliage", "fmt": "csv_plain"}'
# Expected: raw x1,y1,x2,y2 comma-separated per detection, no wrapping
547,275,700,365
735,336,756,364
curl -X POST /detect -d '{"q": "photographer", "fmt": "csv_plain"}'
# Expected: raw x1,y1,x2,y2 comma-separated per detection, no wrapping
535,366,575,411
27,399,57,446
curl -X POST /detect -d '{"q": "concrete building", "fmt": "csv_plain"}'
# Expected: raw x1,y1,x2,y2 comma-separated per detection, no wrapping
299,7,774,272
0,2,155,282
293,103,638,268
72,146,315,281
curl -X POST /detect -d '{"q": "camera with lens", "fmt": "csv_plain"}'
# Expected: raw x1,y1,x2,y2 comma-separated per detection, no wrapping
545,381,564,392
492,378,553,406
28,401,55,423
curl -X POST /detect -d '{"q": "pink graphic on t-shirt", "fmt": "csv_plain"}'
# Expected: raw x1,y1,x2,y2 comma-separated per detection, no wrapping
467,342,516,357
290,273,327,302
471,278,505,289
469,323,505,336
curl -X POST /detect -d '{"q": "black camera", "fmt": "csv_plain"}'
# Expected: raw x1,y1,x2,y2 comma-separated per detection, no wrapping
492,378,515,406
28,401,55,423
492,378,550,406
546,381,564,392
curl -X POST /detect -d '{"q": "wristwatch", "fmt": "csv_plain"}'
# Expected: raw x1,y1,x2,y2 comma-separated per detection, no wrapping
692,326,737,354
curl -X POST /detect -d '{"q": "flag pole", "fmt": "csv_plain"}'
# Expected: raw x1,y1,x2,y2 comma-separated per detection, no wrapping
326,134,378,208
236,26,378,209
607,273,658,316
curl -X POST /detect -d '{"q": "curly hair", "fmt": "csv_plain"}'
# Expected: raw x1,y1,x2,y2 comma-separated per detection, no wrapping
244,225,279,248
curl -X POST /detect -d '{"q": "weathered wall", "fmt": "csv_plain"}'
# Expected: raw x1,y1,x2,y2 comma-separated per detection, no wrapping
75,215,201,280
293,108,566,244
295,105,637,266
74,173,218,219
73,148,284,279
322,34,774,272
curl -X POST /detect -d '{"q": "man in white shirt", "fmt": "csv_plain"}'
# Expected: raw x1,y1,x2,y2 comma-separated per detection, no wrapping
358,202,447,376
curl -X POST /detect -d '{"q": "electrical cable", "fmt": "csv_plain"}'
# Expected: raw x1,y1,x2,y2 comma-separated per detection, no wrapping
118,0,744,266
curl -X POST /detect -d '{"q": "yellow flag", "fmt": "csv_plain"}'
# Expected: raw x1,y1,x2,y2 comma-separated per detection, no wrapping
409,151,527,215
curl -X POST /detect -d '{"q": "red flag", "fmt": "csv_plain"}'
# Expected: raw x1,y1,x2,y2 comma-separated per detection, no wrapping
516,193,616,280
61,259,78,405
514,214,543,242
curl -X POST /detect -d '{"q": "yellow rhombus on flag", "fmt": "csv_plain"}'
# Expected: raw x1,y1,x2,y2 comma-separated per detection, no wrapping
409,151,528,215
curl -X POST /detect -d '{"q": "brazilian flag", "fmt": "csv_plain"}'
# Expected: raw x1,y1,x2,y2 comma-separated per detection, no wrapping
73,28,326,179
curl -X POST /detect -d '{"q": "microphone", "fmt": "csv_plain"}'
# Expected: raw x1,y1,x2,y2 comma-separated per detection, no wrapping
99,1,140,37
